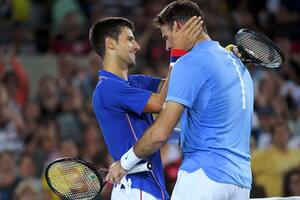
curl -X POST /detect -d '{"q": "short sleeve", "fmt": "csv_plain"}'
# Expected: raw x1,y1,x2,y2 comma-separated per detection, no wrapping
129,75,161,92
101,79,152,115
166,57,208,108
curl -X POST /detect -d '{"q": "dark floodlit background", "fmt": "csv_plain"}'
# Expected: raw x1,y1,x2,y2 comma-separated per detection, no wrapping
0,0,299,199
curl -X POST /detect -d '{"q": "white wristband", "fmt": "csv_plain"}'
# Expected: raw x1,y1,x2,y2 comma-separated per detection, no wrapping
120,147,142,171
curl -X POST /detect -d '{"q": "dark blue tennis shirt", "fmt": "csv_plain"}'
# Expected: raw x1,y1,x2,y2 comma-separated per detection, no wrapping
92,70,169,199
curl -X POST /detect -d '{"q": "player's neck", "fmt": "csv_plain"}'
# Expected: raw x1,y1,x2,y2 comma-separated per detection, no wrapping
195,33,211,45
103,56,128,80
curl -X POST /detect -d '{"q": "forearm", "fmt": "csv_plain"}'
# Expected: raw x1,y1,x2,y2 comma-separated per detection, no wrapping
156,68,171,105
121,102,184,170
134,120,169,158
157,49,187,103
134,126,181,157
146,49,187,113
121,116,170,170
158,48,187,91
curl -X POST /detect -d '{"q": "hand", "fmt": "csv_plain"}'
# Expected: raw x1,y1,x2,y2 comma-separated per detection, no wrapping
225,44,242,58
105,161,127,184
172,16,203,51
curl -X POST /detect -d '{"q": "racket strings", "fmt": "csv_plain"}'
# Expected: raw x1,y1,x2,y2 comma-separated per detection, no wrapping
238,32,283,65
48,161,101,200
240,34,282,64
239,34,280,63
50,164,73,195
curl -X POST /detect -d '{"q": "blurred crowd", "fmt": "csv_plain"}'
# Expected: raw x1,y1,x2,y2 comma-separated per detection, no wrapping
0,0,299,199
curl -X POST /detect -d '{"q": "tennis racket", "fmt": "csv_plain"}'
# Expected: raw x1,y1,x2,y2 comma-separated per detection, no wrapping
235,28,285,68
45,157,152,200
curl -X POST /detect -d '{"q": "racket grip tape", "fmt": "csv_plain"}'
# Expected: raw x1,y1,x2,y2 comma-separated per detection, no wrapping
225,44,234,51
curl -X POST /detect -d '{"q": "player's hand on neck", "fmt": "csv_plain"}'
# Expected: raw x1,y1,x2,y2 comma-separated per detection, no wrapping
172,16,204,51
174,16,211,49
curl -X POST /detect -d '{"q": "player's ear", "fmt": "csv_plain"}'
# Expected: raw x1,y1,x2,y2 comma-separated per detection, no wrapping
105,37,117,50
176,21,183,31
172,21,182,32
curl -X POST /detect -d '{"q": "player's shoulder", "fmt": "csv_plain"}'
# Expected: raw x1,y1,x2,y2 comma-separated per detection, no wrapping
174,50,204,70
96,76,127,91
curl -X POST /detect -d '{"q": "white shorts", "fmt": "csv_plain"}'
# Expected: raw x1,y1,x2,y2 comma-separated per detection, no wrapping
171,168,250,200
111,177,158,200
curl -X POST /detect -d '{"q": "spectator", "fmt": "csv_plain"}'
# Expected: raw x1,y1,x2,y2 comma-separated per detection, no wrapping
0,83,24,154
57,81,84,144
0,151,20,200
59,138,79,158
80,124,110,166
32,120,59,176
50,12,89,54
17,153,42,195
255,72,290,149
51,0,86,28
36,75,61,122
80,52,103,102
283,167,300,196
0,54,29,110
22,99,41,146
18,153,37,180
250,175,267,198
252,121,300,196
14,179,41,200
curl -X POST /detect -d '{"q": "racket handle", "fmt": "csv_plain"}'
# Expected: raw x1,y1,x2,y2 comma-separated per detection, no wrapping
127,162,152,174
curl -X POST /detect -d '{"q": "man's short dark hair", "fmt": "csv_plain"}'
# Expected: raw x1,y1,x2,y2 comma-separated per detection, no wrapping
89,17,134,58
154,0,207,33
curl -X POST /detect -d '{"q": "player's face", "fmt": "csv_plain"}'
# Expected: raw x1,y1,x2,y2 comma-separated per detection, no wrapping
161,25,173,51
115,27,140,68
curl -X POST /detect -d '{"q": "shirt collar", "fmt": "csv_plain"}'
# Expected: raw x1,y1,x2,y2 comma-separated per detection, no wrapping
98,70,127,83
193,39,219,50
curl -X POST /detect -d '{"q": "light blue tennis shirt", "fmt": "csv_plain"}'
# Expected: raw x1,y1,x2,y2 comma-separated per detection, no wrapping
166,40,254,188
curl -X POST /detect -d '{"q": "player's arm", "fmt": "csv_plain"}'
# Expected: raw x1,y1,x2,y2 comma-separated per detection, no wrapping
156,48,190,92
106,101,184,183
11,56,29,107
135,101,184,156
146,51,185,113
144,16,203,113
143,65,172,114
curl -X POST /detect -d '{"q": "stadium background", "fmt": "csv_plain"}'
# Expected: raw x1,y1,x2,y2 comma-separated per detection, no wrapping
0,0,299,199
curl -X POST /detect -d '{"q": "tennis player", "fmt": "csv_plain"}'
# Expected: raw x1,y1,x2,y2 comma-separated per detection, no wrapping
107,1,254,200
89,16,202,200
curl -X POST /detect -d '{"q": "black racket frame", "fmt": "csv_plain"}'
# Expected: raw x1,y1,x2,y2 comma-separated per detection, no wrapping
235,28,285,67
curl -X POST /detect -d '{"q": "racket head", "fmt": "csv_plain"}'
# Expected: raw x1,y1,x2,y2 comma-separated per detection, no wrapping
45,157,105,200
235,28,285,68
